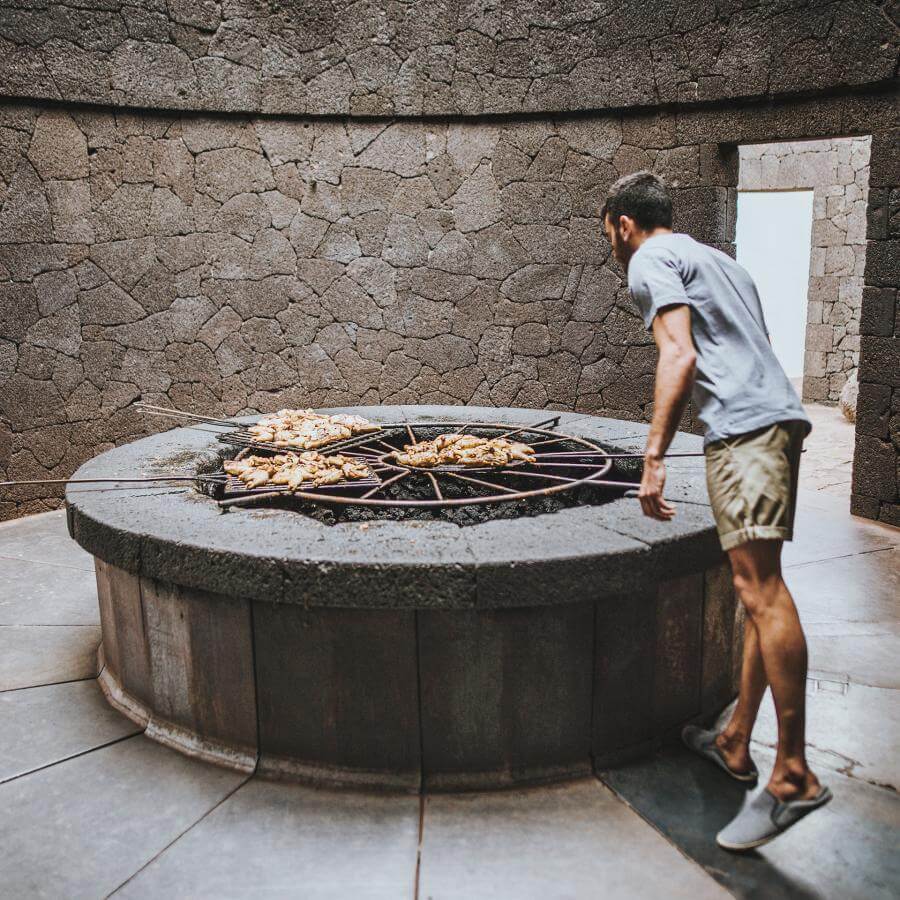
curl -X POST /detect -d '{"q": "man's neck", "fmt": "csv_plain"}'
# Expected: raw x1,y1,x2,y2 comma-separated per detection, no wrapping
634,226,673,252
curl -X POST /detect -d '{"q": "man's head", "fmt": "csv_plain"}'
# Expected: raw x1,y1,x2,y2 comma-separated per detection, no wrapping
602,171,673,268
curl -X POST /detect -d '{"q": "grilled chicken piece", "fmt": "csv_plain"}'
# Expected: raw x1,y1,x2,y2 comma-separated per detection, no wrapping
390,433,535,468
248,409,380,450
245,468,270,488
223,450,371,491
330,414,380,433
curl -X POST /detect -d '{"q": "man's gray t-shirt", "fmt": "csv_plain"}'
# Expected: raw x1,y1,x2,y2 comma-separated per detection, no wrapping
627,232,811,447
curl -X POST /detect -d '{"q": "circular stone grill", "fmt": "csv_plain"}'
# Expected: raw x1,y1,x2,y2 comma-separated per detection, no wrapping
64,404,742,793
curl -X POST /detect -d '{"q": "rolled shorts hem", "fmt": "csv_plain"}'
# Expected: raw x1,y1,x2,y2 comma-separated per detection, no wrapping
719,525,792,552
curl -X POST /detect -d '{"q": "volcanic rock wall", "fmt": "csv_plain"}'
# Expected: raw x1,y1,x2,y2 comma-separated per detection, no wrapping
0,1,897,524
1,1,895,117
0,102,733,520
738,137,871,404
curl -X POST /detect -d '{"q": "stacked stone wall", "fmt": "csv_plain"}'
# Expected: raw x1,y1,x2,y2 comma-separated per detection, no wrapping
0,100,736,519
738,137,871,403
852,129,900,526
1,1,895,117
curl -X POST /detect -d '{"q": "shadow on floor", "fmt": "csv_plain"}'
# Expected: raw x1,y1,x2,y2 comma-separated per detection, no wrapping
598,744,900,900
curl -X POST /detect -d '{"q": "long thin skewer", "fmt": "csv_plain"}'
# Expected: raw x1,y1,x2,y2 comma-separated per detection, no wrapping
135,403,243,428
497,415,561,441
530,462,622,469
499,470,636,489
1,475,224,487
526,436,573,448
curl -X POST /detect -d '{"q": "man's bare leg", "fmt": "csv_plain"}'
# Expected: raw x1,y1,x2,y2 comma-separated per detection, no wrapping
727,538,820,801
715,616,767,774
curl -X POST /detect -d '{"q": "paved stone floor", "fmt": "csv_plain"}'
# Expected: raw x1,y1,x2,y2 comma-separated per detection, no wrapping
1,413,897,898
798,402,857,500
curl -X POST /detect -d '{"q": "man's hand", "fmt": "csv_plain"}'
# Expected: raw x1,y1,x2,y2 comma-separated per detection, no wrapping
638,303,695,521
639,454,676,521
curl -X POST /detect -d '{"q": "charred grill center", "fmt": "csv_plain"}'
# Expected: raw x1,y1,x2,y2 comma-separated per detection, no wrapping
67,405,742,792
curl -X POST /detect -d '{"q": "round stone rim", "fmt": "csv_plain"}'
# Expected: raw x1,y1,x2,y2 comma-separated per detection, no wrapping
66,405,721,609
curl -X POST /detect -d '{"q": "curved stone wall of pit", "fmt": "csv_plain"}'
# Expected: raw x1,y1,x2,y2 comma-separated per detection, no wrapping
1,2,895,116
0,99,730,520
66,406,741,790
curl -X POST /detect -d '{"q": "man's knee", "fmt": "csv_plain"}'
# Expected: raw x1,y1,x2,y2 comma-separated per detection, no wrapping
728,539,785,614
731,568,787,621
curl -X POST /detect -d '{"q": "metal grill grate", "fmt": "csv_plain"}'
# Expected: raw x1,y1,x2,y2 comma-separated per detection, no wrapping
214,418,634,510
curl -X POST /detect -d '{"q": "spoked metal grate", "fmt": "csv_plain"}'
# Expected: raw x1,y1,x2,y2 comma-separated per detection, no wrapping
215,419,634,510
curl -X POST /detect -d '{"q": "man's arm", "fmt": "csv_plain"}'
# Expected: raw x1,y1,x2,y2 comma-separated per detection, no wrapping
639,303,697,521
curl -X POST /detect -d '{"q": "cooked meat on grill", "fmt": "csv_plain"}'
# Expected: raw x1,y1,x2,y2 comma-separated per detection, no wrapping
391,433,535,468
246,409,379,449
224,452,371,490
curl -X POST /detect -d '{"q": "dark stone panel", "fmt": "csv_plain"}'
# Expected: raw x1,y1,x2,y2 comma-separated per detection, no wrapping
864,240,900,288
868,128,900,189
860,286,897,336
652,572,704,733
593,584,657,761
94,558,152,713
866,188,890,241
418,603,594,789
850,493,881,518
856,381,892,439
700,562,739,716
140,576,257,762
859,335,900,387
593,571,708,767
852,434,898,502
253,603,421,790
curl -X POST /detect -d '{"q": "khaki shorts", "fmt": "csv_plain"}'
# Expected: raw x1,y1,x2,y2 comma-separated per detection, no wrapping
704,420,806,552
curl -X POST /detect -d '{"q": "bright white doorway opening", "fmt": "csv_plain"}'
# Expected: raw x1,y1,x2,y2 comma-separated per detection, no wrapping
735,190,814,379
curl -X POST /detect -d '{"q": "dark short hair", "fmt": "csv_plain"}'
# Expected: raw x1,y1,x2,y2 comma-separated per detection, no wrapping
601,171,673,231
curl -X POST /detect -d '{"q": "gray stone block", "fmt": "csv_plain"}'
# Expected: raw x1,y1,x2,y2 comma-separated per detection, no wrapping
0,737,245,898
0,679,140,783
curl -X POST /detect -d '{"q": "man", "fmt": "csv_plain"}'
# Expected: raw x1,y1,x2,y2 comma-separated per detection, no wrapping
601,171,831,851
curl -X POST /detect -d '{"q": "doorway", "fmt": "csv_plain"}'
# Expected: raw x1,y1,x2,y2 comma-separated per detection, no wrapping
735,190,814,382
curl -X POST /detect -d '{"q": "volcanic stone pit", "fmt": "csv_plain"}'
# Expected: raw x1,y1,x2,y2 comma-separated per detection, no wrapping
67,405,743,792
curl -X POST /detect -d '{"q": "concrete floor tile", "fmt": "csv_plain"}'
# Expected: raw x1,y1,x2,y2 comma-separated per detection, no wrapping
783,504,897,568
0,624,100,690
0,509,94,571
0,736,246,899
419,778,726,900
0,679,140,783
751,682,900,792
805,622,900,689
599,746,900,900
115,777,419,899
0,556,99,625
787,548,898,626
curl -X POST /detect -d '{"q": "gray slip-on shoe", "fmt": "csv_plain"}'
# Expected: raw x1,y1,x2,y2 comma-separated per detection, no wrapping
716,784,833,851
681,725,759,783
